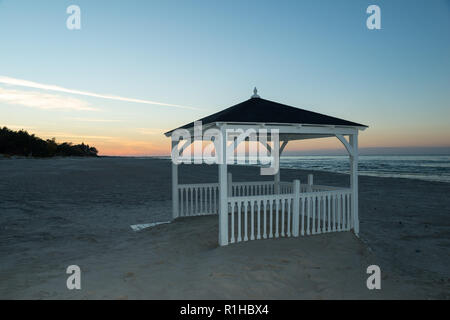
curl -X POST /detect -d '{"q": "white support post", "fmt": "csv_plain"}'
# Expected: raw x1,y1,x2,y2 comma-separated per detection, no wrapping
307,174,314,192
274,171,280,194
227,172,232,196
273,141,287,194
233,137,238,164
350,134,359,236
274,137,280,194
172,163,178,219
292,179,300,237
218,126,229,246
171,141,179,220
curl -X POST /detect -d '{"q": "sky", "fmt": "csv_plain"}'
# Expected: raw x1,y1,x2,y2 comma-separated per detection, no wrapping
0,0,449,156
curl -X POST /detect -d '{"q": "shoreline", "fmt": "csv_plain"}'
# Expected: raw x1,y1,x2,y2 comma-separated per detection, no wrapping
3,154,448,184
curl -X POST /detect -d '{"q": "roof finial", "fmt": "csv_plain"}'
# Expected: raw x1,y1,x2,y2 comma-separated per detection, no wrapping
251,87,260,98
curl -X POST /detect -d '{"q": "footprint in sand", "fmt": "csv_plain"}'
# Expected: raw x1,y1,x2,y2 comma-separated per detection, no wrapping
124,272,135,280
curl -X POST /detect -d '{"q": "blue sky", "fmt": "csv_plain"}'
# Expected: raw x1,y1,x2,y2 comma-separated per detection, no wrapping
0,0,449,155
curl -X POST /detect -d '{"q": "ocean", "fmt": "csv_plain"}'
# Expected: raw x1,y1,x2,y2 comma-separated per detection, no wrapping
280,155,450,183
150,154,450,183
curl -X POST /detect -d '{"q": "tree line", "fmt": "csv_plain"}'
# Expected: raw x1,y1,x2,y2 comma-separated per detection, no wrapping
0,127,98,157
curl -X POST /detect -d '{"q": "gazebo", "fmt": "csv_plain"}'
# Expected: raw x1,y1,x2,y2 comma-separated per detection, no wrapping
165,89,367,246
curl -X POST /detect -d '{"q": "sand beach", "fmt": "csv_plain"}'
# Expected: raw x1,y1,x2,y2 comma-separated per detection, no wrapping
0,157,449,299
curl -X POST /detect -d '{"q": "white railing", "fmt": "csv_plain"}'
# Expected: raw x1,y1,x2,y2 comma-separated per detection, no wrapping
276,182,345,194
228,194,295,244
232,181,296,196
177,183,219,217
299,189,352,236
311,185,347,192
226,186,352,245
176,182,350,218
231,181,275,197
178,181,291,216
176,175,353,245
280,181,293,194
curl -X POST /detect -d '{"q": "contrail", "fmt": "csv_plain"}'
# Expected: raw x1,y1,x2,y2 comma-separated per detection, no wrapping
0,75,197,110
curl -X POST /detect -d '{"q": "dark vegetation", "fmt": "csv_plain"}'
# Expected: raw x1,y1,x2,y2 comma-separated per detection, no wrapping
0,127,98,157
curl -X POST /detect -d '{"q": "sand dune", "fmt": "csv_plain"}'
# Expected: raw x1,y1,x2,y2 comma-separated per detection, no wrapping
0,157,448,299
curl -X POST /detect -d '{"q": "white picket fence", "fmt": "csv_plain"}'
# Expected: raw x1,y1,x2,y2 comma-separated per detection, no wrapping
228,194,295,243
231,181,275,197
177,183,219,217
177,181,292,216
176,178,353,245
227,188,352,244
297,190,352,236
279,182,343,194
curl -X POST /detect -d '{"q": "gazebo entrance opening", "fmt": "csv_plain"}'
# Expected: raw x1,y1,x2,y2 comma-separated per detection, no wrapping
165,90,367,246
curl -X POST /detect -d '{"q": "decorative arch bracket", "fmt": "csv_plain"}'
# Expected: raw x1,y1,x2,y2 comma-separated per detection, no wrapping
335,134,354,157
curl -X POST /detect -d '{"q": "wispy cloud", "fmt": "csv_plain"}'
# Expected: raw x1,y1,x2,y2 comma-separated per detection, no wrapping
137,128,167,135
37,131,114,140
0,88,97,111
0,75,196,110
1,124,36,131
67,117,122,123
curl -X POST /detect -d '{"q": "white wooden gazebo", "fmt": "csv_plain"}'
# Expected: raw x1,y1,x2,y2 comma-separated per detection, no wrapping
165,89,367,246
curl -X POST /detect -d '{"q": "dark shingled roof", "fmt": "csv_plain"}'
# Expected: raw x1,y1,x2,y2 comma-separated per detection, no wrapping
165,97,367,135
